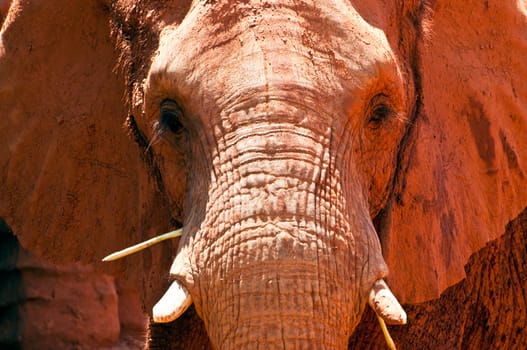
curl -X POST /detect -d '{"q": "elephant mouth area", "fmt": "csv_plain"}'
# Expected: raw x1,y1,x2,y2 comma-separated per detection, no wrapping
181,219,390,337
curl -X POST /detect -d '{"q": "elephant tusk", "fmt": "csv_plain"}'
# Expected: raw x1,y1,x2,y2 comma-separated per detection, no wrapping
368,279,406,350
375,314,397,350
153,280,192,323
101,228,183,262
368,279,407,325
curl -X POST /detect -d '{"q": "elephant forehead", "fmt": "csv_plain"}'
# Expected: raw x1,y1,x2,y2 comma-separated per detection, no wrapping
147,0,396,114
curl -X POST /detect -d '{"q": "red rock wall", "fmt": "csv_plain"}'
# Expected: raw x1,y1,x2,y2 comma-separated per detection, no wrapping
0,221,146,349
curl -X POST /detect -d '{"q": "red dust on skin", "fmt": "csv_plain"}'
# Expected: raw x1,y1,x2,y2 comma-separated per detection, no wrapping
0,0,527,349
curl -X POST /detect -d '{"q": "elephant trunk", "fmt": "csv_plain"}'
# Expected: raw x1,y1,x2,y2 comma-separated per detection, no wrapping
207,263,352,349
168,101,391,348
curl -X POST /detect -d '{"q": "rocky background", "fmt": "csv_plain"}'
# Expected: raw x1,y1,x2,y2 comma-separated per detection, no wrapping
0,219,146,349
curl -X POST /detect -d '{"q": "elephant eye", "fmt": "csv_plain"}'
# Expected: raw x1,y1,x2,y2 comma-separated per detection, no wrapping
367,94,395,130
158,99,185,135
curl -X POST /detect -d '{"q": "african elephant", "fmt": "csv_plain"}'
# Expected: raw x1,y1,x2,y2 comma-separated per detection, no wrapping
1,0,526,349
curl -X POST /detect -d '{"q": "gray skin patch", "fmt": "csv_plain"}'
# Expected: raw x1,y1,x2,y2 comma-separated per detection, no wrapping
465,97,495,168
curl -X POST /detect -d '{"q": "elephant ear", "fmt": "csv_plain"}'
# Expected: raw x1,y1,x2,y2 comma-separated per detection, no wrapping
0,0,181,300
383,0,527,303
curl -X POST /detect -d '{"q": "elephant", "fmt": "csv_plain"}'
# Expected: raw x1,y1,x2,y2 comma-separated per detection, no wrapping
1,0,526,349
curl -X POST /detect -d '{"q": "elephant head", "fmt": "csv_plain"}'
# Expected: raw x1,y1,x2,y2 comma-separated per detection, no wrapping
134,1,411,346
1,0,526,349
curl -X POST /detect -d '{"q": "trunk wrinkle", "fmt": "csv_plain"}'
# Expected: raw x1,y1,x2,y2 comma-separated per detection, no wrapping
275,274,287,349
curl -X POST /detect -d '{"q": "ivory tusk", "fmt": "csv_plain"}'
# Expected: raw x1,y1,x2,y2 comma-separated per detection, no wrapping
153,280,192,323
368,279,407,325
102,228,183,262
368,279,406,350
376,314,397,350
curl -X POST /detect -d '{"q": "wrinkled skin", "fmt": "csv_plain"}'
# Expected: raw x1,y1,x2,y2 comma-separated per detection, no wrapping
142,1,411,346
1,0,527,348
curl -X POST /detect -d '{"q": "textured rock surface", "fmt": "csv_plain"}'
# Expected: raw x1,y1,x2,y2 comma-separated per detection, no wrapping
0,221,146,349
18,264,119,349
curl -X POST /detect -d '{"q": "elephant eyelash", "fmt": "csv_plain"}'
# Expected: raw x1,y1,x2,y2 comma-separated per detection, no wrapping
157,99,185,135
147,99,186,151
367,94,396,129
369,104,392,128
